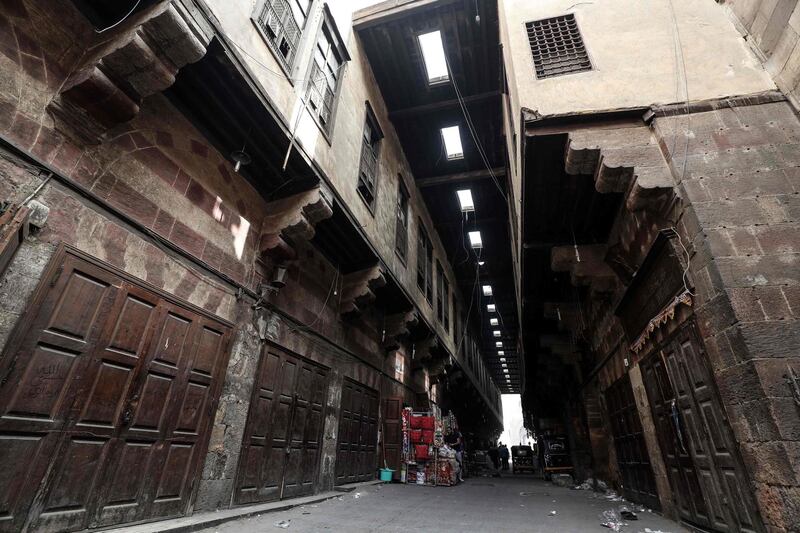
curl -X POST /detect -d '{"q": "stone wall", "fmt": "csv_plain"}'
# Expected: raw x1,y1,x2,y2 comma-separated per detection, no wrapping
657,99,800,531
0,0,463,520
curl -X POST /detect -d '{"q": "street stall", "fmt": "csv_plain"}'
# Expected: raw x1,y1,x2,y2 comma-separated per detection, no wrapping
400,407,461,486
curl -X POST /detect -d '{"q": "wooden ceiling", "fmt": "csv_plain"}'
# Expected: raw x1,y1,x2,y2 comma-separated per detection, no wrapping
356,0,520,392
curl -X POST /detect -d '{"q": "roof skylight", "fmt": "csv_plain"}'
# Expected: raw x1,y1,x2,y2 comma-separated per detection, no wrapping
493,330,501,337
457,189,475,212
487,304,496,312
490,318,499,326
468,231,482,249
482,285,492,296
418,30,449,84
497,350,504,355
495,341,503,348
441,126,464,160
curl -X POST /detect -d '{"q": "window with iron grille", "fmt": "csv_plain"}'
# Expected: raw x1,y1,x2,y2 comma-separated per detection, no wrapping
395,178,409,262
417,224,433,304
357,106,382,209
254,0,309,71
306,15,346,132
525,14,591,79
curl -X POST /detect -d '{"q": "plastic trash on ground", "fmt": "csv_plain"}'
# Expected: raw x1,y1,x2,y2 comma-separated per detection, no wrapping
599,509,624,531
274,519,291,529
549,510,557,516
618,505,638,520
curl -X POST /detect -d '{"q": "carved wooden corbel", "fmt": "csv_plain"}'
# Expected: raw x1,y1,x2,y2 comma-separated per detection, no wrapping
551,244,617,293
382,310,419,351
48,1,210,144
564,125,675,213
339,264,386,316
259,185,333,264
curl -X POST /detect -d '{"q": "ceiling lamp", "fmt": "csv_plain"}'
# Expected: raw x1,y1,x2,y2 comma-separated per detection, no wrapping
457,189,475,212
468,231,482,249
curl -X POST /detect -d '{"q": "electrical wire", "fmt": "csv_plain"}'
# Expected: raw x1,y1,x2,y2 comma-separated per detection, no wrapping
95,0,142,34
666,0,692,182
443,53,508,203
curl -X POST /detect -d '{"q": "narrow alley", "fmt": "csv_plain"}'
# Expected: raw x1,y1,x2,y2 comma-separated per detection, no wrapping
1,0,799,532
199,477,687,533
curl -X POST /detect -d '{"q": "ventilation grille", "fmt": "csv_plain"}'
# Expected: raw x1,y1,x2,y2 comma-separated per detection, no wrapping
526,14,591,79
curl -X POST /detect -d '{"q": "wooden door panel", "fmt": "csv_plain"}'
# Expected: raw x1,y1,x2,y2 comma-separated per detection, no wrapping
235,347,328,504
0,247,232,532
604,374,660,510
642,321,764,533
382,397,402,479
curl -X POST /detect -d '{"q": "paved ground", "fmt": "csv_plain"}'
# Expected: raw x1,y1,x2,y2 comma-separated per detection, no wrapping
201,475,688,533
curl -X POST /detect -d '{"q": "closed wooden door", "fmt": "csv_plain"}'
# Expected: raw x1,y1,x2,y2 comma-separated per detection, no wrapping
335,380,378,485
642,321,763,532
235,346,328,504
0,247,231,533
605,374,660,511
381,397,402,480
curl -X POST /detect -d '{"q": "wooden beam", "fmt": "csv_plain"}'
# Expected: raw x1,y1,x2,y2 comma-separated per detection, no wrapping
353,0,461,30
417,167,505,188
389,91,500,120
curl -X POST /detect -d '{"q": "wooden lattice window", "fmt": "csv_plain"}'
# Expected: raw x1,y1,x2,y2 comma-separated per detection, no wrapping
307,21,345,131
255,0,309,70
357,105,382,210
525,14,591,79
395,178,409,262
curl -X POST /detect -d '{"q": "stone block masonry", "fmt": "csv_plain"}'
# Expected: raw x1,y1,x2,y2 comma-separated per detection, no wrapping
654,99,800,532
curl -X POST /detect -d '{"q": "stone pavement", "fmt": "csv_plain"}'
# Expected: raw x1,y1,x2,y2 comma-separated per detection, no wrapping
199,475,689,533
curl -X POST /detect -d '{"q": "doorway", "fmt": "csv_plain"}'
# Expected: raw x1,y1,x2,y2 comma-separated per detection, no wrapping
234,345,328,504
640,320,763,532
335,378,379,485
0,246,232,532
605,374,661,511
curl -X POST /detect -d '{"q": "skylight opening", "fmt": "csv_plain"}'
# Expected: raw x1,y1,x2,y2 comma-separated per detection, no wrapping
499,357,506,362
487,304,496,312
441,126,464,160
493,330,501,337
497,350,504,356
457,189,475,212
495,341,503,348
482,285,493,296
502,364,507,368
490,318,499,326
468,231,483,249
418,30,449,84
478,260,485,266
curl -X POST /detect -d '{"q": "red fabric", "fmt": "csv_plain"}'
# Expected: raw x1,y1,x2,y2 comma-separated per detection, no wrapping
410,429,423,443
419,416,434,429
415,444,430,460
410,415,423,429
421,429,434,443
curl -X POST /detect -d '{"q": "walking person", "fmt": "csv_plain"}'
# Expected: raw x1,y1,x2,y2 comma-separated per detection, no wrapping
487,441,501,476
499,442,510,471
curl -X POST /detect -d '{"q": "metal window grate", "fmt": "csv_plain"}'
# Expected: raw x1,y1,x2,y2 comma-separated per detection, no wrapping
526,14,591,79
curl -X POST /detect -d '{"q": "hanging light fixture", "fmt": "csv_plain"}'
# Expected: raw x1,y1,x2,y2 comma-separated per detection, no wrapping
231,127,253,173
231,148,251,173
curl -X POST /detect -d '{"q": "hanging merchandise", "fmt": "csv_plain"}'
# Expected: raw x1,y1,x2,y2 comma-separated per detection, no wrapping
400,408,461,487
